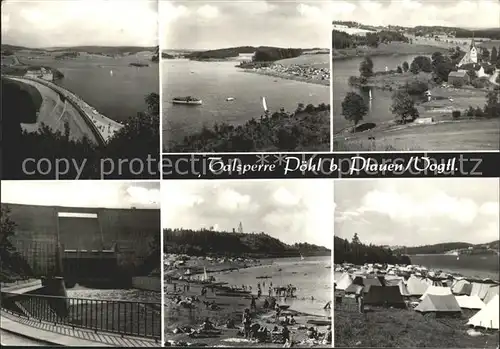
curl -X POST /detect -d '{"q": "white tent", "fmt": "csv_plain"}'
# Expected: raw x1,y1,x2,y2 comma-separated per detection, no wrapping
419,285,452,300
467,295,499,330
336,273,353,290
406,275,429,296
455,295,485,310
470,282,492,300
483,285,499,305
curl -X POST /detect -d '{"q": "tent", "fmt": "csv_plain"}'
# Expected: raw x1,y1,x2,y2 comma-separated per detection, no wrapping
352,276,382,287
470,282,492,300
483,285,499,305
363,285,406,308
455,295,485,309
452,279,472,295
419,285,452,300
415,294,462,314
336,273,353,291
467,295,499,330
405,275,429,296
398,280,410,297
345,283,364,294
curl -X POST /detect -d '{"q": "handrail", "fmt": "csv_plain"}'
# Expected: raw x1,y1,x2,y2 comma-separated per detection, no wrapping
1,291,161,340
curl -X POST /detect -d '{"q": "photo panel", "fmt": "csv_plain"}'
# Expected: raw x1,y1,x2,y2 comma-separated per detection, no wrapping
161,1,331,153
1,0,160,180
0,180,162,346
333,178,499,348
162,179,333,347
331,0,500,151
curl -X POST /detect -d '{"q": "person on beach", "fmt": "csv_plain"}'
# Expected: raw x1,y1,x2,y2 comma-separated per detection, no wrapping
282,324,290,343
268,286,272,297
263,298,269,308
250,296,257,311
358,294,365,314
290,315,296,324
257,288,262,298
242,309,251,338
275,304,281,322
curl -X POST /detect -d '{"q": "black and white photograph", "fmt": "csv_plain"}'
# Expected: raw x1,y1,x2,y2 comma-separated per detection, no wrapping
1,0,160,179
333,179,499,348
0,181,161,347
162,1,331,153
162,180,333,347
331,0,500,151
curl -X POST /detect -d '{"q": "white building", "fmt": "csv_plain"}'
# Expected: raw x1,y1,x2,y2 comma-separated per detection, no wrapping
24,67,53,81
458,38,478,67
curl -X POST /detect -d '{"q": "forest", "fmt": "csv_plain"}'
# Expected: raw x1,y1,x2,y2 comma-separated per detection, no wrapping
334,235,411,265
164,228,331,258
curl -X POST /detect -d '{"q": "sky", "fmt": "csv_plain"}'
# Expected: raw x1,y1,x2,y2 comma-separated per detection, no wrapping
1,181,160,209
162,180,333,248
328,0,500,29
162,1,332,50
334,179,499,247
1,0,158,48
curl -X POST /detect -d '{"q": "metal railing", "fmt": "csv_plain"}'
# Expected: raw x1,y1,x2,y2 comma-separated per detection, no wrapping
1,292,161,341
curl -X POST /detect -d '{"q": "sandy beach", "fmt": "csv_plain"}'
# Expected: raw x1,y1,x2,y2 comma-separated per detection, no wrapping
238,63,330,87
164,255,332,347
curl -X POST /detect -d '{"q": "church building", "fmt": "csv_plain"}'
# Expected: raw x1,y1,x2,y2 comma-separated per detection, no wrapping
458,38,478,67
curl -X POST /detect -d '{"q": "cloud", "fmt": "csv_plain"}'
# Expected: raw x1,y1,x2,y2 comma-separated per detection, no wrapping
334,179,499,246
1,181,160,209
197,4,219,19
2,0,158,47
162,180,333,248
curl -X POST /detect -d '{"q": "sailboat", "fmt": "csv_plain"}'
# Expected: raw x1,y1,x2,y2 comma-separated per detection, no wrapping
109,70,114,77
261,96,268,113
300,253,305,261
202,267,208,282
368,89,373,100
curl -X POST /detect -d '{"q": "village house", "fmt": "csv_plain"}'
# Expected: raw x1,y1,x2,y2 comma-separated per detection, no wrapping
448,70,470,86
24,67,54,81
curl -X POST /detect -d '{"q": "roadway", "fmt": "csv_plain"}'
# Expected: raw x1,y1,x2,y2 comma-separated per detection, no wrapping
0,329,48,346
7,76,100,145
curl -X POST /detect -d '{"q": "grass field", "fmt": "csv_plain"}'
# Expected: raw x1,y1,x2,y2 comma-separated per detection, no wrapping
333,118,500,151
334,298,499,348
277,54,330,69
332,42,448,60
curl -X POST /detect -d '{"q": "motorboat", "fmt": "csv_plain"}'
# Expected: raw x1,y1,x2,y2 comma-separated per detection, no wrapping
172,96,202,105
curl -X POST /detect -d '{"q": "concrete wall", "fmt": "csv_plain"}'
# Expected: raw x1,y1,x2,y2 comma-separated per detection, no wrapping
2,203,160,275
131,276,161,292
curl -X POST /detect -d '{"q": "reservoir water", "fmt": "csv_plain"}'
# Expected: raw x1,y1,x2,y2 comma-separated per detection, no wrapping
332,54,421,132
210,256,331,317
162,60,329,148
19,54,159,123
66,285,161,303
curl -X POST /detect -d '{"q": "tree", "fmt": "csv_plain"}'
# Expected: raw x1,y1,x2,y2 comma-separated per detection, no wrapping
0,207,17,250
484,91,500,117
359,56,374,78
390,89,419,123
352,233,360,245
397,66,403,73
482,48,490,61
341,92,368,132
410,60,420,74
411,56,432,73
402,61,409,72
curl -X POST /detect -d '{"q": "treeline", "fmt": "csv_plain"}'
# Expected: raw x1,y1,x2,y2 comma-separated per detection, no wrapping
164,228,330,258
392,241,499,255
334,235,411,265
188,46,256,60
2,78,160,179
332,29,408,49
0,207,33,282
165,103,330,152
187,46,303,62
55,51,78,59
455,28,500,40
253,47,302,62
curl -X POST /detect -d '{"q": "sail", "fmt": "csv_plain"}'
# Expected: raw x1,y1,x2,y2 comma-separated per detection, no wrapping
203,267,208,281
300,253,305,261
110,70,114,77
261,96,268,112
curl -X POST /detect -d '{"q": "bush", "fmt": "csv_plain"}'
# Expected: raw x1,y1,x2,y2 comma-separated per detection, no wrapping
452,110,461,118
466,106,475,117
474,107,484,117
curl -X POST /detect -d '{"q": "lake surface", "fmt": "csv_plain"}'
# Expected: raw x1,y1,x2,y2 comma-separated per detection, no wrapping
332,54,421,132
210,256,331,317
19,54,159,123
162,59,329,148
409,254,500,281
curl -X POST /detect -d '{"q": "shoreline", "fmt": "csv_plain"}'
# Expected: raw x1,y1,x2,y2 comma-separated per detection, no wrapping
239,68,329,86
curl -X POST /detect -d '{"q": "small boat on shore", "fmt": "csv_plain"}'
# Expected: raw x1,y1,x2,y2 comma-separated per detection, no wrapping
172,96,202,105
307,319,331,326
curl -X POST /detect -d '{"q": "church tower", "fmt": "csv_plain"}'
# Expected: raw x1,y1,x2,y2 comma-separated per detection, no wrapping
469,35,478,64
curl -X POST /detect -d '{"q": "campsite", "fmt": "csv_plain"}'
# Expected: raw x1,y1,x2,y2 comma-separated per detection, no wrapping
334,263,499,348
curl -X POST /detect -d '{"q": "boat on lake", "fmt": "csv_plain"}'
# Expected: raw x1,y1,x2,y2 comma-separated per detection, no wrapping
172,96,202,105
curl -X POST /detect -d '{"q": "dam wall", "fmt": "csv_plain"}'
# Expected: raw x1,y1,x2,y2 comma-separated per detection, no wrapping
2,203,160,276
